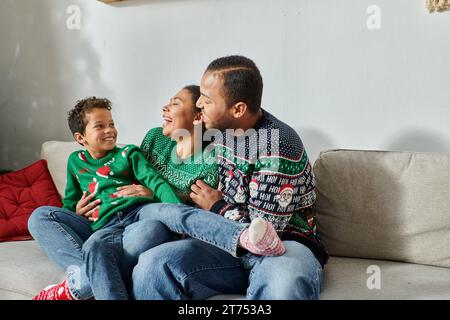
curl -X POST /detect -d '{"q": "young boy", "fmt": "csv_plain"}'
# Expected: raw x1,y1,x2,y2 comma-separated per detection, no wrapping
33,97,284,300
33,97,182,300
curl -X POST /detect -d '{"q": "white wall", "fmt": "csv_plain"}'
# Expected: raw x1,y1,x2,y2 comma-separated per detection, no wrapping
1,0,449,170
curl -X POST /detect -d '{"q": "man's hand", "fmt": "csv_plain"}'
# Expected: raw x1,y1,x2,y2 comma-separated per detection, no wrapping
115,184,153,198
190,180,223,210
76,191,101,222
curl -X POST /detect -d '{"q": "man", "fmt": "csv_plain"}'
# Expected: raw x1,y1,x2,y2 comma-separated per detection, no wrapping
132,55,328,300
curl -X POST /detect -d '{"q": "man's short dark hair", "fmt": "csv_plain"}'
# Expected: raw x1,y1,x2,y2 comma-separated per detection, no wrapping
67,97,112,135
206,55,263,113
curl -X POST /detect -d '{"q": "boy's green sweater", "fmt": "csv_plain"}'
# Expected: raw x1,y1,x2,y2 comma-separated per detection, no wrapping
63,144,181,231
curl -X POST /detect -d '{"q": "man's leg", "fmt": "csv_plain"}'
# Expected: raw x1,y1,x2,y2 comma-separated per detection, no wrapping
131,238,248,300
244,241,324,300
28,206,94,299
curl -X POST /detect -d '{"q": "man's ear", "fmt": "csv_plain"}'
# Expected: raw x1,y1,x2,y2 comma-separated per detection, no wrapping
231,102,247,119
73,132,85,146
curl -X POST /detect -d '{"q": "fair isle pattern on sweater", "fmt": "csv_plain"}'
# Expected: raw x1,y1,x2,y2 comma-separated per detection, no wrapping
140,127,219,201
211,109,328,266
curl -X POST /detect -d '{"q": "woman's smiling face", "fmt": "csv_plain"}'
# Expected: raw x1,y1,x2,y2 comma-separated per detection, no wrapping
162,88,199,138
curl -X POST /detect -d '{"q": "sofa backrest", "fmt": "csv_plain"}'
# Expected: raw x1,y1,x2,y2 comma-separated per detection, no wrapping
41,141,83,197
314,149,450,268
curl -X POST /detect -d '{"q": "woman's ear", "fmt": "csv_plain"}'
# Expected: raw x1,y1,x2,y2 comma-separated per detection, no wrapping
193,112,203,125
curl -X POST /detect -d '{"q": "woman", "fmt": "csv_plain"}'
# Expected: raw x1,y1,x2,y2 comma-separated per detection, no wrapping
28,85,218,300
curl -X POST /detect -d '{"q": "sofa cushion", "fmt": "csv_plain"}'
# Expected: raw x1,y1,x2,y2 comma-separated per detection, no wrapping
40,141,83,197
314,149,450,268
321,257,450,299
0,160,62,242
0,240,65,299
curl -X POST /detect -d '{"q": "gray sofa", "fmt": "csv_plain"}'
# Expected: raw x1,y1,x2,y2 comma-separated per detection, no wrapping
1,141,450,300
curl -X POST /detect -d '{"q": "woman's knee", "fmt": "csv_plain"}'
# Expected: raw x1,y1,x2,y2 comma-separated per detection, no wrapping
82,231,111,256
124,220,174,254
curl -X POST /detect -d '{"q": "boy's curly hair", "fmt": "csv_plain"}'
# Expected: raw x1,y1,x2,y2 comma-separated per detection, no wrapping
67,97,112,135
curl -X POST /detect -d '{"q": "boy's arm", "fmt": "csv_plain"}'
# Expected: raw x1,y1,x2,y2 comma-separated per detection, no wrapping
128,148,181,204
62,162,83,212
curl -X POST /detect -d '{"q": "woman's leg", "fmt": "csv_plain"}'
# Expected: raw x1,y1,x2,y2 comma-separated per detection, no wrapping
121,219,177,277
131,238,248,300
243,241,324,300
132,203,248,257
28,206,94,299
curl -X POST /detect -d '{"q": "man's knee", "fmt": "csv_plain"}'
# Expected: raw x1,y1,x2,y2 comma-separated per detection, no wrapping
248,242,323,299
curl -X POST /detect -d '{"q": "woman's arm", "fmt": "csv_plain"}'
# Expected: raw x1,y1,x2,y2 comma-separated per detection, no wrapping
114,184,154,198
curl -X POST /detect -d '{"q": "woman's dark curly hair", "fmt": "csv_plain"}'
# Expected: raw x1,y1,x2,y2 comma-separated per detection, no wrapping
67,97,112,135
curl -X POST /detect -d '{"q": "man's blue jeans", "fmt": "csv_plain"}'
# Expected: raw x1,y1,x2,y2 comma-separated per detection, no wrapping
28,204,176,299
131,203,324,300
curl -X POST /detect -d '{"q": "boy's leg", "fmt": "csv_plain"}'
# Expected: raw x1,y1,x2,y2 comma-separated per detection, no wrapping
28,206,94,299
121,219,178,277
131,238,248,300
82,224,128,300
134,203,248,257
243,241,324,300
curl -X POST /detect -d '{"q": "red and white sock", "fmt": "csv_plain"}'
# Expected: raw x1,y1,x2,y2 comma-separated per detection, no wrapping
32,279,75,300
239,217,286,256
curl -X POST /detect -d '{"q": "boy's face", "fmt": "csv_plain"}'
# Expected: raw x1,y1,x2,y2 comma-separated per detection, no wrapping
75,108,117,155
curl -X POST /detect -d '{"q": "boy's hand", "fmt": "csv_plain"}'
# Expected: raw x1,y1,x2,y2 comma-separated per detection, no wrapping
115,184,153,198
190,180,223,211
76,191,101,221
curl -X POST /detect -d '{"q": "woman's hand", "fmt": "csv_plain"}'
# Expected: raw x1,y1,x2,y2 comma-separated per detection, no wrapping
76,191,101,221
190,180,223,210
115,184,154,198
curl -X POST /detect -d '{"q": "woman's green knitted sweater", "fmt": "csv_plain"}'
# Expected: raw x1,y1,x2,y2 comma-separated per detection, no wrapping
140,127,218,203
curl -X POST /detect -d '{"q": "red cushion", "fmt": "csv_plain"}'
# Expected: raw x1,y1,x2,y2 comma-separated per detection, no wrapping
0,160,62,242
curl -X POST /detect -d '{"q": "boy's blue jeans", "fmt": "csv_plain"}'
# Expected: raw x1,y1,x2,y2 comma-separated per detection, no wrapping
28,203,249,299
28,204,178,299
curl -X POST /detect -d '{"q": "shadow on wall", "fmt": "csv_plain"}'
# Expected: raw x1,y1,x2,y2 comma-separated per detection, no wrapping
294,127,337,164
385,128,450,153
0,0,112,170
